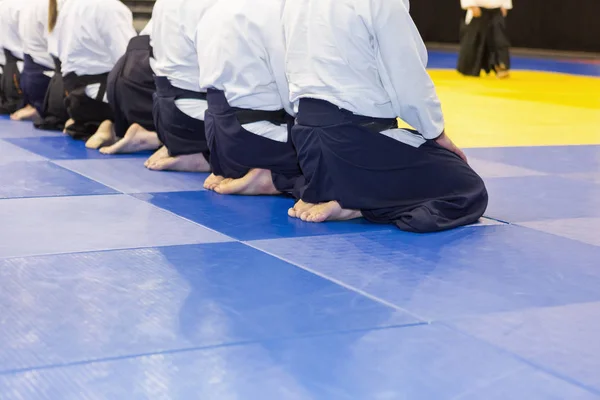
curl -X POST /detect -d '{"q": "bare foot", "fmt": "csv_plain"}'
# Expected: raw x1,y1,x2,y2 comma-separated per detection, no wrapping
85,120,115,149
288,199,316,218
204,173,225,191
10,105,38,121
144,146,169,168
147,151,211,172
496,70,510,79
300,201,362,223
63,118,75,134
100,123,161,154
214,169,280,195
496,64,510,79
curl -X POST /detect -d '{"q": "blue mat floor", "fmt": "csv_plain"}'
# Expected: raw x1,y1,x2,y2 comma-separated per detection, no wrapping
0,52,599,399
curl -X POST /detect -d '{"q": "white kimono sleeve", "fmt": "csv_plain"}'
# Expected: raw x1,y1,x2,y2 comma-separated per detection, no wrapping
370,0,445,139
263,4,295,117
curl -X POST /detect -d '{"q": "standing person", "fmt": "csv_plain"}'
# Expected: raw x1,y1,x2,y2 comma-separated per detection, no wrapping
457,0,512,78
283,0,488,232
48,0,136,140
137,0,217,172
86,20,161,153
0,0,25,115
198,0,302,195
12,0,55,121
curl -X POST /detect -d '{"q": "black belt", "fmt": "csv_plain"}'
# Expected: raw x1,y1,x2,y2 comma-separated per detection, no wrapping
63,72,109,102
233,108,292,125
360,120,398,134
51,56,62,74
154,76,207,100
297,98,397,132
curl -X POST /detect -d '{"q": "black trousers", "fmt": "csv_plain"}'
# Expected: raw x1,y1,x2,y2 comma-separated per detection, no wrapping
153,76,209,158
34,56,69,131
457,8,511,76
106,35,156,138
63,72,114,140
292,98,489,233
204,89,302,193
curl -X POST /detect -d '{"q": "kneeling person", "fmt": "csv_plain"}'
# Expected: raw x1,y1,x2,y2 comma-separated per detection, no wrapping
49,0,136,140
139,0,217,172
87,20,161,154
13,0,55,122
198,0,301,194
283,0,488,232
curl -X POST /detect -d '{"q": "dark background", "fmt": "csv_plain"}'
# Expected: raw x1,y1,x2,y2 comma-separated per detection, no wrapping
410,0,600,53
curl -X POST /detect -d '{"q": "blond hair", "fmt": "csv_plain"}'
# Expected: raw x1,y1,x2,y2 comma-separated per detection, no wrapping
49,0,58,32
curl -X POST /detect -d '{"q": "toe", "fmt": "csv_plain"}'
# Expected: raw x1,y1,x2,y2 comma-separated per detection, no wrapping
300,211,311,221
312,213,326,223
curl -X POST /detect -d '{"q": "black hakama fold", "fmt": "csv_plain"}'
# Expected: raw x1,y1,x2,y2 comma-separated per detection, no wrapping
62,72,114,140
153,76,209,158
292,98,489,233
106,35,156,138
0,50,23,114
204,89,302,193
457,8,511,77
34,56,69,131
21,55,52,116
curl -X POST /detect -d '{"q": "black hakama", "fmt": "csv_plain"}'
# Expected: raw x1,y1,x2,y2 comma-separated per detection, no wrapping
0,50,23,114
62,72,114,140
106,35,156,138
204,89,302,193
153,76,209,158
34,56,69,131
21,55,52,116
292,98,489,233
457,8,511,77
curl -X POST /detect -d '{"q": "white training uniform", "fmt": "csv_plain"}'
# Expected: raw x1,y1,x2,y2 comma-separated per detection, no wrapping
151,0,218,120
54,0,135,76
0,0,25,71
197,0,292,142
283,0,444,140
461,0,513,24
19,0,54,70
54,0,135,101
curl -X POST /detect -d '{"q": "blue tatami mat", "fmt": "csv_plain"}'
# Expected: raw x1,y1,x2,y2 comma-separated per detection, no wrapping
0,195,231,258
250,225,600,320
0,140,47,164
55,158,210,194
0,161,117,199
5,136,153,160
448,301,600,394
1,324,596,400
0,242,416,373
0,120,63,139
135,191,395,241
